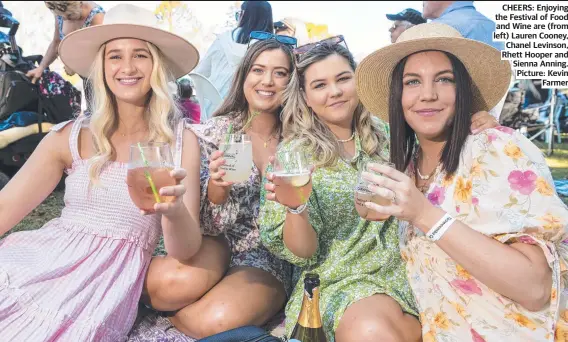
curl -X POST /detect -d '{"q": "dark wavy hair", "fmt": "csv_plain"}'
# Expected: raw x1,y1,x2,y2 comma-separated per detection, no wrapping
234,1,274,44
213,39,295,133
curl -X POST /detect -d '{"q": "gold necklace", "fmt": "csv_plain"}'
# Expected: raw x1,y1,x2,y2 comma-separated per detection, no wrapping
250,130,279,148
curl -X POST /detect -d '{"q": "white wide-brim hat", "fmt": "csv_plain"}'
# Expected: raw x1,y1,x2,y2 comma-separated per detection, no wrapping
356,23,512,121
58,4,199,79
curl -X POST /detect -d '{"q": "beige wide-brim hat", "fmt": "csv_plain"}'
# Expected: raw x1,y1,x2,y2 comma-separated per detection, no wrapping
58,4,199,79
356,23,512,122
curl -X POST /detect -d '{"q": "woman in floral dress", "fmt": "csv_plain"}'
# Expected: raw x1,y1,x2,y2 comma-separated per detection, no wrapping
144,39,295,339
357,23,568,341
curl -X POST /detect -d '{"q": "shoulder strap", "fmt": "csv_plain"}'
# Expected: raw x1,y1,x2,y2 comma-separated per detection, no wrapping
69,116,86,162
83,5,104,28
174,119,187,168
57,16,64,40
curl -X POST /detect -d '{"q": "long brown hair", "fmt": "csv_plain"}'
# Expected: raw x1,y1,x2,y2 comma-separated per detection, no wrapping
213,39,295,133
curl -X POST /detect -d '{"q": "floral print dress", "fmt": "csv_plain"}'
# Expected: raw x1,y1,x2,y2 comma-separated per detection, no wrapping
258,134,418,342
400,127,568,341
164,116,293,293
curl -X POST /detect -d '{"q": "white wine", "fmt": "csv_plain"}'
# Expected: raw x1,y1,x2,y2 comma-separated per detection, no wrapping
354,188,391,221
273,171,312,209
289,273,327,342
219,141,253,183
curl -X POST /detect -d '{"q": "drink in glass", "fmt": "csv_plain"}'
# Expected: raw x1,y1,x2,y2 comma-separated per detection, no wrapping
126,142,176,212
218,134,252,183
273,150,313,209
354,161,395,221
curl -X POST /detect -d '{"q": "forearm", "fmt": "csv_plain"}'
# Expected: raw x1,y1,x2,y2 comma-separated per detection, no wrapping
282,209,318,259
415,207,552,309
161,209,202,261
39,40,60,70
207,179,230,205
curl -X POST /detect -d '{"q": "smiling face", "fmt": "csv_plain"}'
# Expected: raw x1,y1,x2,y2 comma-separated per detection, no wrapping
243,48,291,114
104,38,154,106
401,51,456,141
303,54,359,128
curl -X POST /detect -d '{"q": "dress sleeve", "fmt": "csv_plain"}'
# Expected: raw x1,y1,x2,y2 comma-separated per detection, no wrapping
258,142,324,268
454,127,568,312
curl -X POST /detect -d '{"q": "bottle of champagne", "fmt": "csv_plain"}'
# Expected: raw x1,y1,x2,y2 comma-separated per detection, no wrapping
289,273,328,342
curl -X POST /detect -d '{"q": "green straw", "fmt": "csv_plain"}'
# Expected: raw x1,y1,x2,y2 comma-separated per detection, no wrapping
137,142,162,204
223,123,233,153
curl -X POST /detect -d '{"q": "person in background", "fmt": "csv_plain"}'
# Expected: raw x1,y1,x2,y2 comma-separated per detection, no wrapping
26,1,105,113
194,0,273,101
274,18,309,47
177,78,201,124
423,1,508,119
386,8,426,43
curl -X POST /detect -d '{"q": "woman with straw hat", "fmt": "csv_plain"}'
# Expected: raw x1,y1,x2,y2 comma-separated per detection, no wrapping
357,23,568,341
0,4,204,340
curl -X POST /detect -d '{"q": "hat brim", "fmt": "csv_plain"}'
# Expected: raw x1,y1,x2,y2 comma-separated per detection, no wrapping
356,37,512,122
58,24,199,79
386,14,404,21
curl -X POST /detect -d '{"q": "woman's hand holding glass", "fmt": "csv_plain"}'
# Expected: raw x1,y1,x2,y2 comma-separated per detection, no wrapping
264,150,314,210
208,150,234,188
361,163,433,225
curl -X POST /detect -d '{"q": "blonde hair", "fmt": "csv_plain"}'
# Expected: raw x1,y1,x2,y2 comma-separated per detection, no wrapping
281,44,388,168
87,42,182,183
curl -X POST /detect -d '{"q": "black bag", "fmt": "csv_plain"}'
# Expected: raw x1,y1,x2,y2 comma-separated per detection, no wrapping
197,326,281,342
0,70,37,121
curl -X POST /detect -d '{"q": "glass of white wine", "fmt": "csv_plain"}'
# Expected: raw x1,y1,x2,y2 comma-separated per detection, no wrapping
218,134,253,183
354,160,395,221
273,149,313,209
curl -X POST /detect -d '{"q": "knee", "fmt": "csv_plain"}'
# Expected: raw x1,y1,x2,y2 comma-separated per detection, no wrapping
189,303,244,339
338,317,406,342
147,264,213,311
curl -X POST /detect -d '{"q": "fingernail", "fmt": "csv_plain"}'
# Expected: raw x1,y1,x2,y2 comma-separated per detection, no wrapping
472,129,479,134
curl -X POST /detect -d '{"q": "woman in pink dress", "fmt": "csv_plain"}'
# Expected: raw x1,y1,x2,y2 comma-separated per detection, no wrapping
0,4,203,341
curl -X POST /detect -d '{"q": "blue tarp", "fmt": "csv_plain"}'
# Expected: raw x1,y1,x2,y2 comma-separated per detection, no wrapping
555,180,568,197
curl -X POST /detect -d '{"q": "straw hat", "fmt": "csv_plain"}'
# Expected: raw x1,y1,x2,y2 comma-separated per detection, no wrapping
356,23,511,122
58,4,199,79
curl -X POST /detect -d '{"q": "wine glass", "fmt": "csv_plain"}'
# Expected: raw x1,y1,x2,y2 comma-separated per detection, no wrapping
126,142,176,212
354,160,395,221
273,149,313,209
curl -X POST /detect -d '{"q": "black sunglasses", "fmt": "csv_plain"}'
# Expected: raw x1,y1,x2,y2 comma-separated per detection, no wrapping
293,35,348,60
248,31,298,49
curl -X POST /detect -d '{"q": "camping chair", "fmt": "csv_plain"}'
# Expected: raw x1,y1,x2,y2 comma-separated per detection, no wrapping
188,72,222,122
519,88,559,156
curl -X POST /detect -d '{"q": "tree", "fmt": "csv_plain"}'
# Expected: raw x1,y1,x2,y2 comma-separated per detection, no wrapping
154,1,205,51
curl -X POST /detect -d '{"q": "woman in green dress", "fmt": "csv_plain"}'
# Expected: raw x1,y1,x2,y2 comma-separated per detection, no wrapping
257,38,419,341
258,39,500,341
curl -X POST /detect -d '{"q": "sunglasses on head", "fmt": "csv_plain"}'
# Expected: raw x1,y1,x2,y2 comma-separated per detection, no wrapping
293,35,348,61
46,2,71,12
248,31,298,49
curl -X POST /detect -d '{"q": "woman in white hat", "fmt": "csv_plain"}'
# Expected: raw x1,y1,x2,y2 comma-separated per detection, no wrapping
0,4,204,341
357,23,568,341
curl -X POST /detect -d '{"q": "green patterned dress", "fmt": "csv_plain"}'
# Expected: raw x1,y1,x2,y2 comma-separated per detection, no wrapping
258,133,418,342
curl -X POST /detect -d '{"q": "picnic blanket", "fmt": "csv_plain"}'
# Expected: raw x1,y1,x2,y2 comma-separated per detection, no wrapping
127,304,287,342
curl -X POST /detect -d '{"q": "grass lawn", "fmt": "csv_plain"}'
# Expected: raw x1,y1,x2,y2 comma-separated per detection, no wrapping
5,138,568,236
